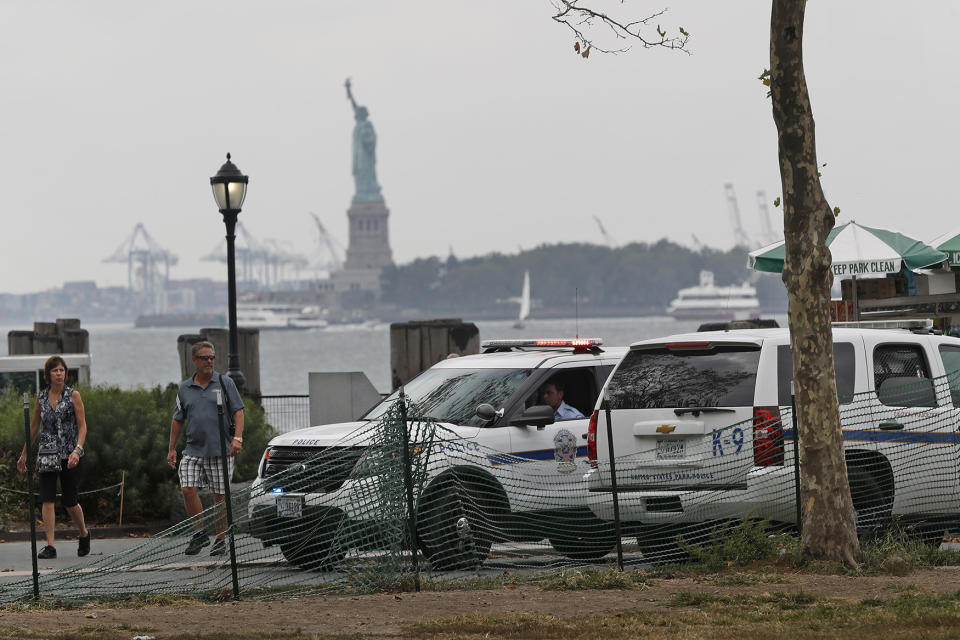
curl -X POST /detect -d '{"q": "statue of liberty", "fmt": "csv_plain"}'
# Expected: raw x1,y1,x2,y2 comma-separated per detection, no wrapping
345,79,383,202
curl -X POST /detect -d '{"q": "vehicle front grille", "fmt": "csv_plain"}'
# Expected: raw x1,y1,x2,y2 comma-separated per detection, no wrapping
262,446,366,493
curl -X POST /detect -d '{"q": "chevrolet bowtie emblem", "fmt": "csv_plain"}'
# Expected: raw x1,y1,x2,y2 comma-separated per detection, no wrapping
656,424,676,434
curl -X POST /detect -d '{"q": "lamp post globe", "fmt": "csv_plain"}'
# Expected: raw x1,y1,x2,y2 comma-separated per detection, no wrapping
210,153,249,393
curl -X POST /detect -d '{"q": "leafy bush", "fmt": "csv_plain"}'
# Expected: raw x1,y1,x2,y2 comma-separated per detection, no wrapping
678,518,792,571
0,384,275,525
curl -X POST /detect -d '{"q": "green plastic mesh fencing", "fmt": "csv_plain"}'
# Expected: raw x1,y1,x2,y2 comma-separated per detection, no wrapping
3,371,960,603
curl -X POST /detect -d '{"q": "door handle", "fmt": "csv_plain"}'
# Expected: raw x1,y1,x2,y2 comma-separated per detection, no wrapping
878,421,904,431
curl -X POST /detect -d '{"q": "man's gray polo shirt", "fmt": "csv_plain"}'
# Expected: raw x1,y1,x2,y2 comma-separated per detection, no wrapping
173,373,244,458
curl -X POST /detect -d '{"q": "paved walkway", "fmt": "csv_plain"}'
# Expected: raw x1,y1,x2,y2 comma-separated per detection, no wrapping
0,536,152,578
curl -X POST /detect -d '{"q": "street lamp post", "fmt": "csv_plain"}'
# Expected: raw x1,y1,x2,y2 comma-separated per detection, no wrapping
210,153,249,393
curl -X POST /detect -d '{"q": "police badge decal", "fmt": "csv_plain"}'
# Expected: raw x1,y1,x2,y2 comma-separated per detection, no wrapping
553,429,578,474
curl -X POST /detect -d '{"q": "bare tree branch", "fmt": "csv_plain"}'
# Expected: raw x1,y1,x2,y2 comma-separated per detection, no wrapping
552,1,690,57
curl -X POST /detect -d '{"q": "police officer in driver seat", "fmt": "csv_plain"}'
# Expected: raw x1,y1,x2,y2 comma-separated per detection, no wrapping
540,379,584,420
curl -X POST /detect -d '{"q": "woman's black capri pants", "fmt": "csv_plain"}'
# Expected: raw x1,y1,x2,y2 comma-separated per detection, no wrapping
38,458,83,507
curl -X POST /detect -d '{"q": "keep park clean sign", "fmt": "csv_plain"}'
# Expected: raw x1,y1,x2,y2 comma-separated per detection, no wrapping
832,260,899,276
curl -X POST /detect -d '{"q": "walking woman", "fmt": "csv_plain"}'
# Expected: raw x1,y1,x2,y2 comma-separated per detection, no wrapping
17,355,90,559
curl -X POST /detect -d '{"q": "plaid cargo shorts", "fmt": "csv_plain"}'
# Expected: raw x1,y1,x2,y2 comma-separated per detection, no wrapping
178,454,234,495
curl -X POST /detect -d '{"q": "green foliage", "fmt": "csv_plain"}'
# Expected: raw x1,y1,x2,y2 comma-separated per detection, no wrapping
678,518,793,571
380,241,787,316
758,68,771,98
827,529,960,576
0,385,275,525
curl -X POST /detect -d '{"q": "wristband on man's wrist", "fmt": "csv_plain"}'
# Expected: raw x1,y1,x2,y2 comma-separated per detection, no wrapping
233,436,243,443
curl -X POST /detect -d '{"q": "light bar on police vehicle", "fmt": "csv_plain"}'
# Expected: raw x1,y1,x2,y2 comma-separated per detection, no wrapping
480,338,603,350
832,319,933,330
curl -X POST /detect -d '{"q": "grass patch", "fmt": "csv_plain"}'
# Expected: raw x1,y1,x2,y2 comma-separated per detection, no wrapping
538,567,653,591
667,518,960,577
0,592,207,612
784,529,960,576
669,591,733,607
0,627,359,640
406,590,960,639
707,572,795,586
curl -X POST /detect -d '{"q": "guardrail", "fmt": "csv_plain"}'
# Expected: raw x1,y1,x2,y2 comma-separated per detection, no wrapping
251,394,310,434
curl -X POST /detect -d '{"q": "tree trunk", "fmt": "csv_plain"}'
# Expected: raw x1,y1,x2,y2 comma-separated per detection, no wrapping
770,0,860,564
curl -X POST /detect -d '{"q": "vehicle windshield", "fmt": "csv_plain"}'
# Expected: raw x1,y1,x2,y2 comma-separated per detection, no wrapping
364,367,532,426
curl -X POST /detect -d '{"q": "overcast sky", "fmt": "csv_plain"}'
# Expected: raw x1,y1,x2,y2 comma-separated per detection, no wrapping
0,1,955,294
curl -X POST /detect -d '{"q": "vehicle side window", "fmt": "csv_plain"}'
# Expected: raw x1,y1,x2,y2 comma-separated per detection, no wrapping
596,365,615,389
938,345,960,407
874,344,936,408
777,343,855,406
523,368,597,420
605,345,760,409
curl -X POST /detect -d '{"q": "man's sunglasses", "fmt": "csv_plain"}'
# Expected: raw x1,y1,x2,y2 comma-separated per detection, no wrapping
194,355,216,361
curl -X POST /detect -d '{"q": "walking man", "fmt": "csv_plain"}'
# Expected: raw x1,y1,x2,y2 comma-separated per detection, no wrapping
168,341,244,556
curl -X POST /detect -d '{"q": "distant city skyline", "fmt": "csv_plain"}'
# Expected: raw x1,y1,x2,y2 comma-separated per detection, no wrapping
0,2,955,294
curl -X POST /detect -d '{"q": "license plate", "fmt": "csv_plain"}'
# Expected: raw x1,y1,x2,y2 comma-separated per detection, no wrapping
277,495,303,518
656,439,685,460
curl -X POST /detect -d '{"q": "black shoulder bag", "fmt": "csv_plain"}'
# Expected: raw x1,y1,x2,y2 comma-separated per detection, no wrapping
218,373,237,439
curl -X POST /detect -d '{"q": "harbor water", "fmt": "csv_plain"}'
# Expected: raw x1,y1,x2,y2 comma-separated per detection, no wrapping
1,315,786,395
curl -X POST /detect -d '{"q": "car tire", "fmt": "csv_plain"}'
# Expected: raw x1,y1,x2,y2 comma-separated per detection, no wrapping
636,524,693,565
547,511,618,561
849,470,893,541
279,511,347,571
900,517,953,547
417,474,493,571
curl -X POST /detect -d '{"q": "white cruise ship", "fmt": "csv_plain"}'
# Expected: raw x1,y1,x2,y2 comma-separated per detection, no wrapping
237,304,328,330
666,270,760,320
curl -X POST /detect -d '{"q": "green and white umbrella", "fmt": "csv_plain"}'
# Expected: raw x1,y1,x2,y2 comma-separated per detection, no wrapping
747,221,947,276
930,228,960,270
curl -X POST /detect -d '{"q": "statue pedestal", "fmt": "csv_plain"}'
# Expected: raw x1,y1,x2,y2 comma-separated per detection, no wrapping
343,199,392,272
330,199,394,302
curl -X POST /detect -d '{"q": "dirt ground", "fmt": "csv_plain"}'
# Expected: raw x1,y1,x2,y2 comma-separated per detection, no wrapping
0,567,958,639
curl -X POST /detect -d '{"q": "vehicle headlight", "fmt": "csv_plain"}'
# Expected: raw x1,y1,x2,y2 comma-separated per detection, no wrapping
351,449,382,478
257,447,271,478
351,445,426,479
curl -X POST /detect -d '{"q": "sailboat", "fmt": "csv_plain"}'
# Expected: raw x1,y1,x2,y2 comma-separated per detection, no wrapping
513,270,531,329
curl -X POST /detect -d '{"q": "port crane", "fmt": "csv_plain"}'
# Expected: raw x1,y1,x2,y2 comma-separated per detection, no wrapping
724,183,752,249
202,222,310,289
103,223,178,294
756,190,780,244
309,212,345,273
593,216,615,248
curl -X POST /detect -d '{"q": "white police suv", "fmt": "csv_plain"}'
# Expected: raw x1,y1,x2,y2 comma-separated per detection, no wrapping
248,338,626,570
585,320,960,556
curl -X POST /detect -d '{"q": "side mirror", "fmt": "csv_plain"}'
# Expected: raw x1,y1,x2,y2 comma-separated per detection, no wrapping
509,404,555,429
475,403,498,422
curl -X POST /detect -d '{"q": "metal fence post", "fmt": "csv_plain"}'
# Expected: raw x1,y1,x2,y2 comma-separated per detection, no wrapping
604,407,624,571
398,389,421,591
791,381,802,536
23,393,39,600
216,390,240,601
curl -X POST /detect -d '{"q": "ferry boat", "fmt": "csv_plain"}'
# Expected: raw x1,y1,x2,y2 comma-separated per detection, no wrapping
237,304,328,330
666,270,760,320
